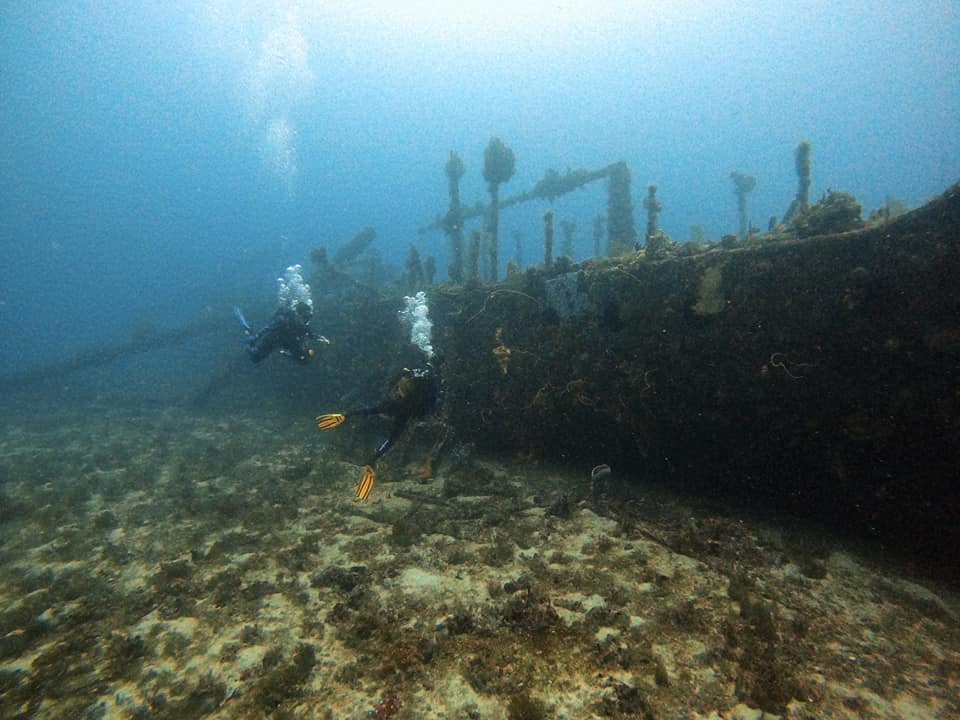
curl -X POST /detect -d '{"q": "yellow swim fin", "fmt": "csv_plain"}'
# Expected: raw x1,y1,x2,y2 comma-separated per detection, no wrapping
316,413,346,431
355,465,375,501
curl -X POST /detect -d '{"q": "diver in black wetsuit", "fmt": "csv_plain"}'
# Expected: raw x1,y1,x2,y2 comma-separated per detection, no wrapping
235,263,328,365
315,362,443,500
235,301,328,364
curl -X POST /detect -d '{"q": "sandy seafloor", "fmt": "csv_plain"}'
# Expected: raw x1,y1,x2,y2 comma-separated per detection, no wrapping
0,404,957,720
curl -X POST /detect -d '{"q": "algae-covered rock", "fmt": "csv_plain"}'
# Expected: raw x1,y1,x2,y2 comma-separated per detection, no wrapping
791,189,863,237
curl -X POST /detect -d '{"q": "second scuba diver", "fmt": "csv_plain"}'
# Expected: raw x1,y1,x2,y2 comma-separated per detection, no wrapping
234,264,329,364
316,361,442,500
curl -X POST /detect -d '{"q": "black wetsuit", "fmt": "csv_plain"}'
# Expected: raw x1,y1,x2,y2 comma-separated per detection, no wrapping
352,365,442,464
245,307,316,364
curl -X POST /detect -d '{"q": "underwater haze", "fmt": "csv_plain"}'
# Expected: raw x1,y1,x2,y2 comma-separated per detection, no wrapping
5,4,960,719
1,0,959,372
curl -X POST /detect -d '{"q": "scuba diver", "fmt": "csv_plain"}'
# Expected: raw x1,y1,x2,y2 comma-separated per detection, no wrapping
315,361,443,501
235,264,329,364
317,291,441,500
234,301,329,364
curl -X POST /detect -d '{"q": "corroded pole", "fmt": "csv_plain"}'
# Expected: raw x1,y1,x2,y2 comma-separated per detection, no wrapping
543,209,554,268
731,171,757,241
419,165,613,234
783,140,812,224
0,318,224,393
643,184,661,243
482,137,516,283
607,161,637,253
795,141,812,210
444,151,466,282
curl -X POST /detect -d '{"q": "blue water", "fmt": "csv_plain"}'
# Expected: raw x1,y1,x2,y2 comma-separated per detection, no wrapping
2,1,958,372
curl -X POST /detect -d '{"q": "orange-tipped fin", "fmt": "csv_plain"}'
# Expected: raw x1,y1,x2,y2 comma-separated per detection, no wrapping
355,465,375,501
316,413,346,431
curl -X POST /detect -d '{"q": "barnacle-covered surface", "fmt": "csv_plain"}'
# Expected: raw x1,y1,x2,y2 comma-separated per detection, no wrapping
1,407,957,719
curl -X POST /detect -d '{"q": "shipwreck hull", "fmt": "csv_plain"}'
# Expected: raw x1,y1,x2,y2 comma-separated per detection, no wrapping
433,182,960,571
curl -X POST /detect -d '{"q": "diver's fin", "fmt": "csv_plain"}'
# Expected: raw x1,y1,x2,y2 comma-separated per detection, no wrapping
233,306,251,334
316,413,346,430
355,465,375,501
